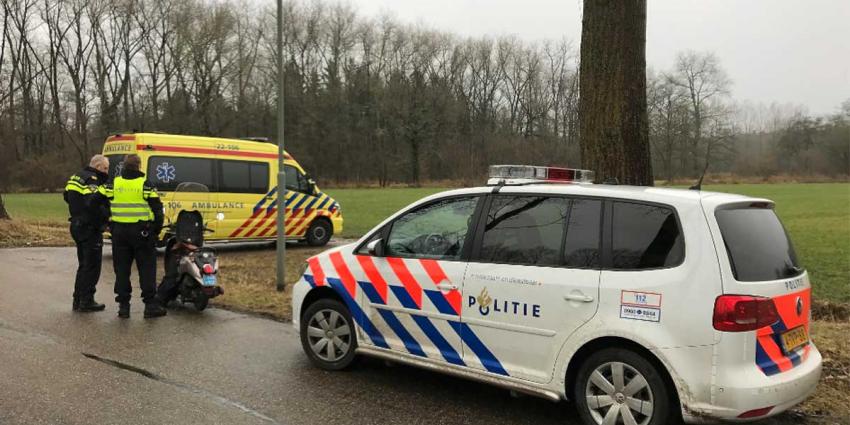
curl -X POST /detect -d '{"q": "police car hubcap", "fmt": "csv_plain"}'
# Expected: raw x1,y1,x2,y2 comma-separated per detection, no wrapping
307,309,351,362
585,362,653,425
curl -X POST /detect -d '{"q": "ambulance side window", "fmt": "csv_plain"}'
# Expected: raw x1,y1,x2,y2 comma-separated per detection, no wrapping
284,165,311,194
147,156,215,191
106,154,125,179
218,160,269,194
385,196,479,261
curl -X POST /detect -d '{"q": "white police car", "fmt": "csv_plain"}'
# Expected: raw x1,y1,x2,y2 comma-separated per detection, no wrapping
292,165,821,424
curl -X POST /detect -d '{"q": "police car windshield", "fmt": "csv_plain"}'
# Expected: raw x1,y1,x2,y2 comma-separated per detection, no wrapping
715,207,801,282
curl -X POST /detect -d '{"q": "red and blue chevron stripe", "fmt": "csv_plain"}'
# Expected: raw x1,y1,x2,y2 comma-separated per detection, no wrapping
303,253,508,376
755,288,812,376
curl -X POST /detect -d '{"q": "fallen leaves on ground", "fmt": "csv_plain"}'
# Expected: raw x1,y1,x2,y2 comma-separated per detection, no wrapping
0,219,71,248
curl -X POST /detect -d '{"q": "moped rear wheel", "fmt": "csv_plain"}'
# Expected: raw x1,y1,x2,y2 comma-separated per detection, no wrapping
193,292,209,311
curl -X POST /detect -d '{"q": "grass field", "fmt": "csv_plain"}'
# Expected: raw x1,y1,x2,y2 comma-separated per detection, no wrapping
5,182,847,300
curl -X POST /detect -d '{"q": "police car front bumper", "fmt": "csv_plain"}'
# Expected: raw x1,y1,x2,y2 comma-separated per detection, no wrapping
684,343,822,423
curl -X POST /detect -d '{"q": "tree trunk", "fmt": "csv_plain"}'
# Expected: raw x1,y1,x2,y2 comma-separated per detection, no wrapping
0,194,10,220
579,0,652,185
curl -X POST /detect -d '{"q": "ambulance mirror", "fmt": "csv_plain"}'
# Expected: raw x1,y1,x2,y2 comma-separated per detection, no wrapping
307,177,317,195
367,239,384,257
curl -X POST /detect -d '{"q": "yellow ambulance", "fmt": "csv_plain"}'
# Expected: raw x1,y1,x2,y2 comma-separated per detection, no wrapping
101,133,342,246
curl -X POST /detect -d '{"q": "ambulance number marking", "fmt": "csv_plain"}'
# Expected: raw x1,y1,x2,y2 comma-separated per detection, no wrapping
215,143,240,151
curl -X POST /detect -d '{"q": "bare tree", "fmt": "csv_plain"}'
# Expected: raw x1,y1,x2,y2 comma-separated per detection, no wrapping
666,51,731,177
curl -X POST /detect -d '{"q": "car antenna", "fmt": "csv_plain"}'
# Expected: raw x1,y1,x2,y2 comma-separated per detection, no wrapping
690,161,710,191
491,179,506,194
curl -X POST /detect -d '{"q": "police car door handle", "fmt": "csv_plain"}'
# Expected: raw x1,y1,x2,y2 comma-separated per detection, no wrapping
436,283,458,291
563,294,595,303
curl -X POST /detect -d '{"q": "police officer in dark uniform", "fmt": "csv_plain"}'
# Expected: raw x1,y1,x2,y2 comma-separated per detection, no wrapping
64,154,111,312
96,154,167,319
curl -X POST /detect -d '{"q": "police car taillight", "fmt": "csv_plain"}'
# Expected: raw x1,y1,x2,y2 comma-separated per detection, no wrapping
713,295,780,332
487,165,594,186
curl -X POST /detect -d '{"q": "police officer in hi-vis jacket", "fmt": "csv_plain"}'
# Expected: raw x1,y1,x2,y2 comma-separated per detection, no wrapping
64,155,111,312
96,154,167,319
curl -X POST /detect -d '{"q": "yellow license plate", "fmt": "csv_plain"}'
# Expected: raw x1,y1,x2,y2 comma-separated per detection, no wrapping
781,326,809,352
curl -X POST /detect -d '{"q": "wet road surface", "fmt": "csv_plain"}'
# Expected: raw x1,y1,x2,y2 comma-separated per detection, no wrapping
0,247,824,424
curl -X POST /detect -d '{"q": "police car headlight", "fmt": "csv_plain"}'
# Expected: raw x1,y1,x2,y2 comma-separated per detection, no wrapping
296,261,309,278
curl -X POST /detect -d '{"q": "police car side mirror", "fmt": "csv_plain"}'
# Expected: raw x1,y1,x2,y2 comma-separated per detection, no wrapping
367,239,384,257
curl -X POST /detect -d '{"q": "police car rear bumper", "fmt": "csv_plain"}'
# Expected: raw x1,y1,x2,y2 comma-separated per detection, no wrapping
683,343,822,423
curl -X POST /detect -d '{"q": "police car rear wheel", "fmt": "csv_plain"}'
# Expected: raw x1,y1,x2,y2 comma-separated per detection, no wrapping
301,299,357,370
305,220,332,246
575,348,672,425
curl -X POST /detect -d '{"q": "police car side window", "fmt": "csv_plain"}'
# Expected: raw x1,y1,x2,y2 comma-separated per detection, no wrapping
480,196,569,267
386,197,478,260
563,198,602,269
611,201,684,269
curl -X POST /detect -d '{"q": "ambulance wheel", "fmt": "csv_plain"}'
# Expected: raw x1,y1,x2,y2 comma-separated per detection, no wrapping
574,348,673,425
300,299,357,370
305,219,332,246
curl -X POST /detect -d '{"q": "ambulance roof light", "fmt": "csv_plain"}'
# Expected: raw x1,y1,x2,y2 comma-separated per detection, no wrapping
486,165,595,186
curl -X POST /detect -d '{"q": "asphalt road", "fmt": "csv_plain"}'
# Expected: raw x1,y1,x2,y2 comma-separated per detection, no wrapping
0,247,822,425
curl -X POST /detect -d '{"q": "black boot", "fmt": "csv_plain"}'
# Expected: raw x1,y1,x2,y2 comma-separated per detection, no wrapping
78,297,106,313
118,303,130,319
72,298,80,312
154,295,169,309
144,302,167,319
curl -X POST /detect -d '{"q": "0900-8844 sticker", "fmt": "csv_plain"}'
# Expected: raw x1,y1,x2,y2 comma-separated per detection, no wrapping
620,290,662,323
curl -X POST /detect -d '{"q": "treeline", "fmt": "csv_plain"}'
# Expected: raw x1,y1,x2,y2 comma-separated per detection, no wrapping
647,52,849,182
0,0,847,192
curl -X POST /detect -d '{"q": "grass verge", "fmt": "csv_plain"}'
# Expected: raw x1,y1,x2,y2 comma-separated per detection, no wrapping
795,321,850,420
0,219,71,248
211,243,326,320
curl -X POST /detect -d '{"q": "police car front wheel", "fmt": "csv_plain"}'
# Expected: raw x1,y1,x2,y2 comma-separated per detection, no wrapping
300,299,357,370
574,348,674,425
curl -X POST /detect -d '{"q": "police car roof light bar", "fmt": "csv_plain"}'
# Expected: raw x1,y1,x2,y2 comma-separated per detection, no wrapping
487,165,594,186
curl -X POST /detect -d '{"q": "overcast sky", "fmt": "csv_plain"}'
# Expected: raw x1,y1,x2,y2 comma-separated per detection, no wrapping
351,0,850,116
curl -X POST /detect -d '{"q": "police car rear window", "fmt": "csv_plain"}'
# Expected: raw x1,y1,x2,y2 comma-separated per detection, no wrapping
715,207,801,281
